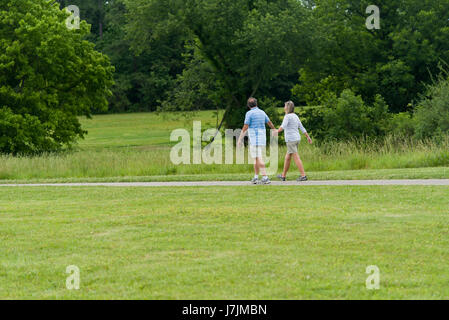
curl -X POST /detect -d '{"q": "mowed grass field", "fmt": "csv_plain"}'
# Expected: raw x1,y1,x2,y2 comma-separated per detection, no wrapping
0,185,448,299
0,111,449,182
1,111,448,300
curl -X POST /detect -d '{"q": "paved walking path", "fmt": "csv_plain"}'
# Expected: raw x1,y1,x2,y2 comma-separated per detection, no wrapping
1,179,449,187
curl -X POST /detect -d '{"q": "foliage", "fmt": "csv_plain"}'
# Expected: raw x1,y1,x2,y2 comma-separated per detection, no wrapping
56,0,105,41
125,0,313,128
161,45,223,112
298,106,327,141
302,90,390,141
6,0,449,148
0,0,114,154
414,73,449,139
292,0,449,113
387,112,415,137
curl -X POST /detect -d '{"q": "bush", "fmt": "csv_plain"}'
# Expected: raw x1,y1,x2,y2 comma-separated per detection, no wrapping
414,74,449,140
0,107,48,154
387,113,415,137
301,89,391,141
298,106,326,141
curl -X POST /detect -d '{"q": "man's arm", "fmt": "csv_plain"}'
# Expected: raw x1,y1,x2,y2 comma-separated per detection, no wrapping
237,124,249,147
265,113,277,134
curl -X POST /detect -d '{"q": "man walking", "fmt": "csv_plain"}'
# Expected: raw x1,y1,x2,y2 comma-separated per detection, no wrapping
238,97,277,184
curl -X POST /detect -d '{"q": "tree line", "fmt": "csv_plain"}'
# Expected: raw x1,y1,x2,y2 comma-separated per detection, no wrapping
1,0,449,154
61,0,449,125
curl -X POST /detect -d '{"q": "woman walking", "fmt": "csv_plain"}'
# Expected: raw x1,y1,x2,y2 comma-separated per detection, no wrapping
276,101,312,181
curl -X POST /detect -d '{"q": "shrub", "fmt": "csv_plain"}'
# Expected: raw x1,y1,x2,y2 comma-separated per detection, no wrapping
414,74,449,140
0,107,49,154
302,89,391,141
387,113,415,137
298,106,326,141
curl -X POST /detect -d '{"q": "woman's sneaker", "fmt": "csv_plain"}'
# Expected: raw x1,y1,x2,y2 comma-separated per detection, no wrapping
297,176,308,182
251,177,259,184
277,174,286,181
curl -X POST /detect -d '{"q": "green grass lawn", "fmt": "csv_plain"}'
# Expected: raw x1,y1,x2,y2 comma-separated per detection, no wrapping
1,186,448,299
79,111,222,148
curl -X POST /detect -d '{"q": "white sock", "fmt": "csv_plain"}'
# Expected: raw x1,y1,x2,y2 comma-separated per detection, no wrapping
254,175,259,179
263,175,268,179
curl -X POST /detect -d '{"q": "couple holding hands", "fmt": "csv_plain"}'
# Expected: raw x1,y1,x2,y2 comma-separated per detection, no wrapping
237,97,313,185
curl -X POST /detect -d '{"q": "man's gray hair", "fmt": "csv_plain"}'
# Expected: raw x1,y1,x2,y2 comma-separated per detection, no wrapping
247,97,258,108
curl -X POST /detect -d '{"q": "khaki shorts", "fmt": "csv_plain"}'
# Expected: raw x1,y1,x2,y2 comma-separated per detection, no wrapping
286,140,300,154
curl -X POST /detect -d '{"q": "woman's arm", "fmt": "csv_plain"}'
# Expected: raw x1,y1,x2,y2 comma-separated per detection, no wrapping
304,132,312,144
278,115,288,134
298,118,312,144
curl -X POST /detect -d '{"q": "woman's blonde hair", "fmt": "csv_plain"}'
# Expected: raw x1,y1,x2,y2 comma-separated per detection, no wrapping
285,101,295,114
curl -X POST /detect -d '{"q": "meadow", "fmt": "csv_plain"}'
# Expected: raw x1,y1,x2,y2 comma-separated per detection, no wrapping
0,111,449,183
1,185,448,299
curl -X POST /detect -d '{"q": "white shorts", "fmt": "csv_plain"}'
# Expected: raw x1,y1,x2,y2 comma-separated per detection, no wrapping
250,145,265,159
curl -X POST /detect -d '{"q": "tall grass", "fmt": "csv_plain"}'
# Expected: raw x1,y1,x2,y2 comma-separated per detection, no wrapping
1,134,448,181
303,134,449,171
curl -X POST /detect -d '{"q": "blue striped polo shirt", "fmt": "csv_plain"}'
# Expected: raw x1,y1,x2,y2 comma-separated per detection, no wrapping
244,107,270,146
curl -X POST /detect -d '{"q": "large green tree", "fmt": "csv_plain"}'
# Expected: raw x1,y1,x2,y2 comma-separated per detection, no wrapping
56,0,105,41
56,0,186,113
0,0,114,154
101,0,186,113
125,0,313,128
293,0,449,113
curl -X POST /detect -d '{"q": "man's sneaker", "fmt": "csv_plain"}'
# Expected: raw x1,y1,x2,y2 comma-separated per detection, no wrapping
260,177,271,185
297,176,308,182
251,177,259,184
277,174,286,181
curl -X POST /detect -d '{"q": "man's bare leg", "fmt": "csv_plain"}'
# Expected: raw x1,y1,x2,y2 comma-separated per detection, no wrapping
254,160,260,176
257,158,267,176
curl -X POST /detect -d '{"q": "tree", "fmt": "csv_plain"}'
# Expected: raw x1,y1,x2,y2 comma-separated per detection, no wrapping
0,0,114,154
56,0,105,41
125,0,313,128
102,0,186,113
57,0,187,113
292,0,449,113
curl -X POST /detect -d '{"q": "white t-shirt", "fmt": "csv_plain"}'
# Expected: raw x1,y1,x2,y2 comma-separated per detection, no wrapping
280,113,307,143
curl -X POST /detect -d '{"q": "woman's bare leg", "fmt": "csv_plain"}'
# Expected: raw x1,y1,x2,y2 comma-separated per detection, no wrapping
292,153,306,177
282,153,292,177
